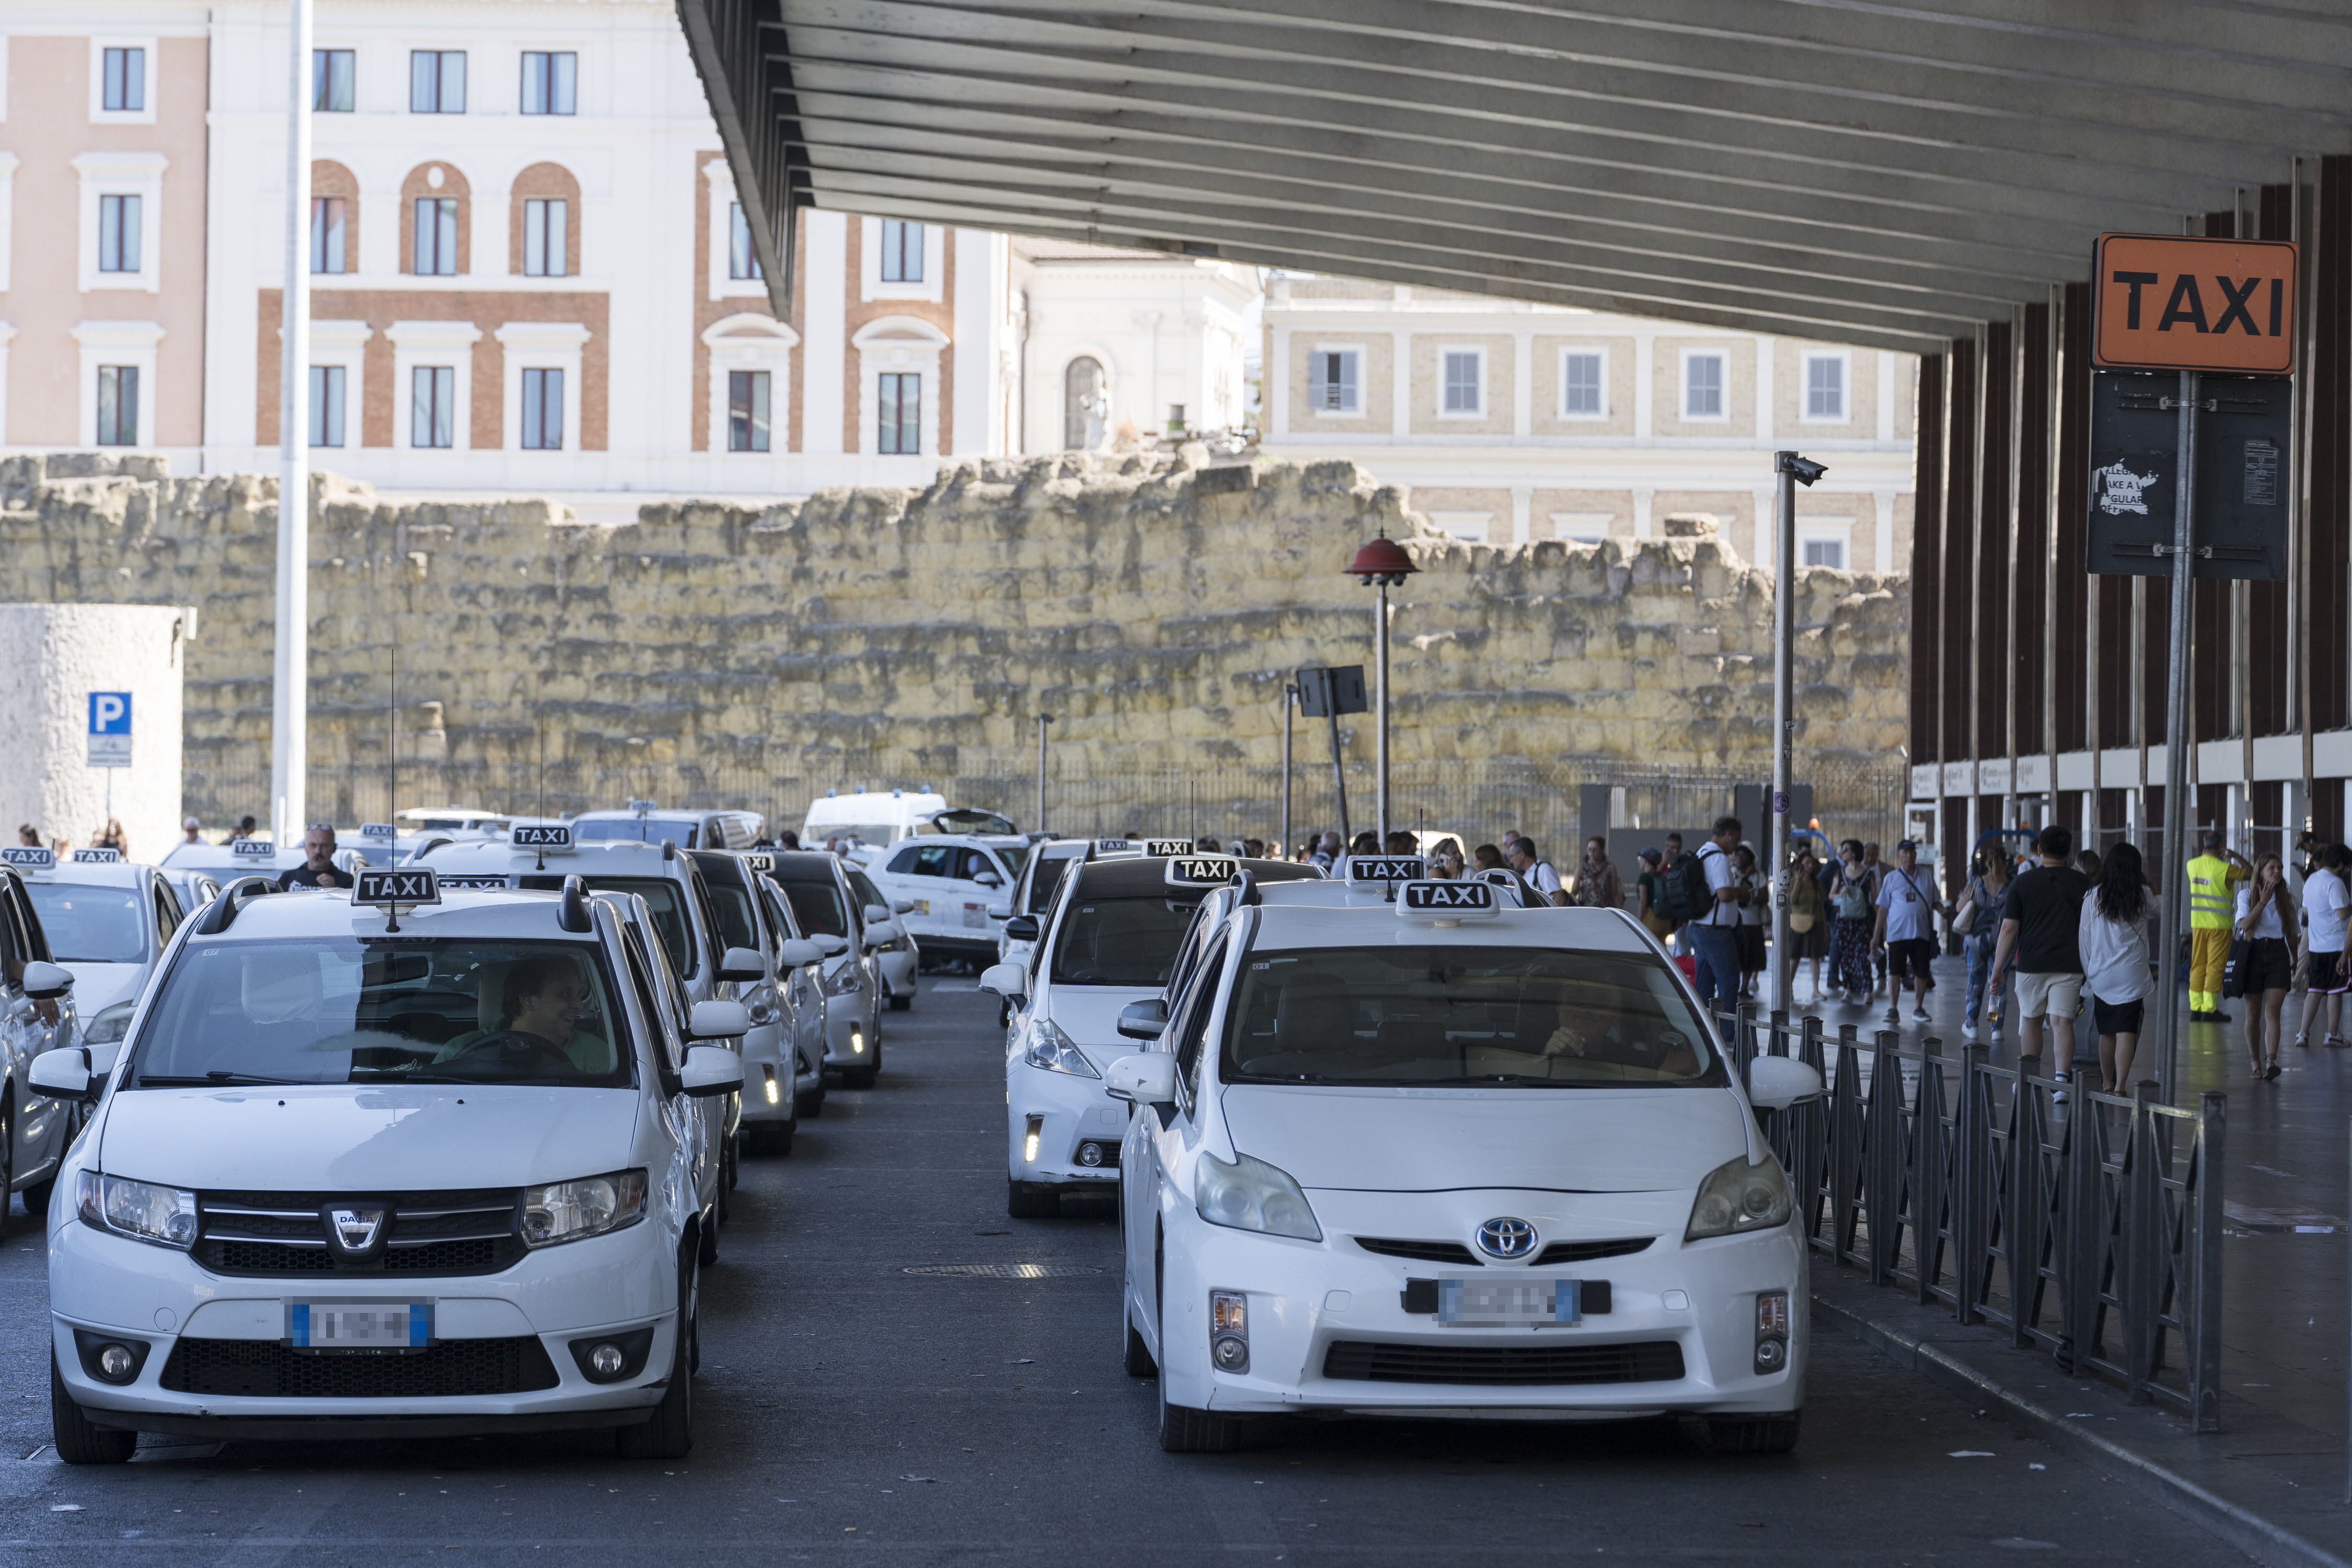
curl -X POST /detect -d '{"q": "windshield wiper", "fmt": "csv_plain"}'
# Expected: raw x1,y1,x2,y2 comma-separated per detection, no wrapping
137,1072,302,1087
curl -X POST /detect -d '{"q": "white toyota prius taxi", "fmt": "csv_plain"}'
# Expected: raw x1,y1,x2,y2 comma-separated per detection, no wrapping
37,866,746,1463
1108,878,1819,1454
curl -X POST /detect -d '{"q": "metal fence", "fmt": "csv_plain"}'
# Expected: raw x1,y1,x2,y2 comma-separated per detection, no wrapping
1717,1004,2225,1431
182,750,1907,854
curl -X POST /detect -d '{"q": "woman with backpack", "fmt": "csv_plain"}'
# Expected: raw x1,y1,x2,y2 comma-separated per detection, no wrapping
1960,850,2013,1042
1635,849,1672,939
1829,839,1875,1004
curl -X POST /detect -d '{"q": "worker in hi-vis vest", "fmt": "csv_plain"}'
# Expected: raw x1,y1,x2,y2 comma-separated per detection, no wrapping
2186,831,2252,1022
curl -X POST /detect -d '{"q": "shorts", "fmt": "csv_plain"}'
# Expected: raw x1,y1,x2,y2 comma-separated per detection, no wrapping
1886,937,1936,984
2091,995,2146,1037
2308,949,2346,995
2241,936,2295,995
2015,969,2084,1021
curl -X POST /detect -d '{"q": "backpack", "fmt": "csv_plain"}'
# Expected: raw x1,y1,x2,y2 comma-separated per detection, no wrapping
1834,870,1870,920
1663,850,1712,924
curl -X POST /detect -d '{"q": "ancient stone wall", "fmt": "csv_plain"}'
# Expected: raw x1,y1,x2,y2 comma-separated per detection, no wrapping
0,451,1907,823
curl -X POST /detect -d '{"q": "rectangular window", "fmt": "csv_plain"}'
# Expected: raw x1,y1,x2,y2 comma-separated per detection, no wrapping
1311,350,1359,413
879,218,924,283
728,370,771,453
309,197,347,274
98,194,142,273
95,366,139,446
1806,355,1845,420
520,367,563,451
520,51,577,115
1562,351,1603,416
412,197,457,275
102,47,145,113
523,198,568,278
410,50,465,113
877,372,920,455
1685,353,1724,418
1441,350,1481,414
728,203,762,281
1802,538,1845,569
308,365,345,448
410,366,455,448
312,49,354,112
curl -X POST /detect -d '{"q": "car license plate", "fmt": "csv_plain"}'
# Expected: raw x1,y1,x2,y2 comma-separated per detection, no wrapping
286,1300,433,1355
1438,1278,1579,1328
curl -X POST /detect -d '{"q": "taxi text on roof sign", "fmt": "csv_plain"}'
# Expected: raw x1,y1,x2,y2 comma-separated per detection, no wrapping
0,846,53,870
1346,855,1425,885
512,824,573,851
437,873,511,891
1143,838,1192,858
1399,879,1498,918
353,867,442,908
2094,234,2299,376
231,838,277,857
1163,856,1239,888
71,848,121,863
359,823,396,841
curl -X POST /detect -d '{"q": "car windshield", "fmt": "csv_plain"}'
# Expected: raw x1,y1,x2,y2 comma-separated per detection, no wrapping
575,817,700,847
22,884,144,963
993,843,1031,877
1027,854,1079,915
1221,945,1724,1088
777,875,849,939
1050,895,1201,987
519,874,693,977
127,938,632,1088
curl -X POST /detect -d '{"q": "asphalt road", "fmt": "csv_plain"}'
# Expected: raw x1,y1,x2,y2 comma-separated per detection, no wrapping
0,977,2255,1564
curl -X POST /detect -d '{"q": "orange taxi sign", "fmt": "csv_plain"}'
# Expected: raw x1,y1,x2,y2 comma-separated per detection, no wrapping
2094,233,2298,375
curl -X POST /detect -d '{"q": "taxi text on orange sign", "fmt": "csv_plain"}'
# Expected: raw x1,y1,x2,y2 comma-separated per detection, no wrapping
2094,234,2298,375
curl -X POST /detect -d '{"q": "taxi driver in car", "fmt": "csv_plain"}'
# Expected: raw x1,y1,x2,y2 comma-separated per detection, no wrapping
1532,974,1702,1079
435,955,612,1076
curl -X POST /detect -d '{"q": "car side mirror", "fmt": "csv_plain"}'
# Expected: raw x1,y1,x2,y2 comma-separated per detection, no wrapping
1105,1053,1178,1115
1746,1055,1824,1113
687,999,751,1040
679,1043,745,1098
987,902,1012,920
812,935,849,958
1117,999,1168,1040
893,897,915,915
775,938,825,969
717,946,766,983
973,870,1002,888
30,1047,98,1102
863,904,891,925
978,963,1028,1000
1002,915,1040,943
862,921,900,948
21,962,74,1001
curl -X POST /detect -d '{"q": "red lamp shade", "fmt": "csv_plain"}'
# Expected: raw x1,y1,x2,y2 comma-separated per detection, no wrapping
1347,532,1417,584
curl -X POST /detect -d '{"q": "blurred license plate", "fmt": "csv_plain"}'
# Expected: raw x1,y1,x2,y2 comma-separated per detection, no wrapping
287,1300,433,1355
1438,1278,1579,1328
962,903,986,928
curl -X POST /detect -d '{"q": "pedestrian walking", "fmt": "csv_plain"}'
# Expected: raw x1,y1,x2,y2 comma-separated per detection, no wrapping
277,825,344,891
1684,816,1747,1013
1961,849,2014,1042
1472,842,1507,874
1732,843,1766,999
230,815,258,841
1636,849,1673,939
2185,831,2252,1022
1507,837,1565,905
2080,841,2151,1092
15,825,38,848
1829,839,1875,1002
1309,831,1340,872
1571,836,1622,911
91,819,129,857
181,815,204,845
1348,830,1380,856
1861,841,1888,996
2235,853,2297,1080
1989,826,2092,1092
1788,843,1830,1000
1870,839,1944,1025
2295,844,2352,1048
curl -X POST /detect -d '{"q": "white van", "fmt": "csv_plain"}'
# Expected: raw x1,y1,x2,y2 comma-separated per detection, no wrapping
799,792,1018,849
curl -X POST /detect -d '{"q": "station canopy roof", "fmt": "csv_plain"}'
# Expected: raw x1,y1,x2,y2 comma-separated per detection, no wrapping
678,0,2352,354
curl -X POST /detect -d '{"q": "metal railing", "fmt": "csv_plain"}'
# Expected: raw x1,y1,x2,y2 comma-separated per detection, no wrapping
1716,1004,2226,1431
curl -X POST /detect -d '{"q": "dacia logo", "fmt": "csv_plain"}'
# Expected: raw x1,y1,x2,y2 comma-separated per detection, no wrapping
323,1205,388,1258
1402,880,1493,910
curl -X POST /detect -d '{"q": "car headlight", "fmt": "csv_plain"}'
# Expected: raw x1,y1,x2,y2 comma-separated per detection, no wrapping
77,1171,198,1250
81,1000,136,1047
823,963,861,997
521,1169,648,1248
1685,1153,1793,1242
1022,1018,1099,1079
1194,1150,1322,1242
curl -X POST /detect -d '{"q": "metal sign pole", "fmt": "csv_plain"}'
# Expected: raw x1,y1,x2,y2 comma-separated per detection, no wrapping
2155,369,2199,1103
1035,713,1051,836
1281,684,1296,858
1374,581,1390,846
1771,454,1798,1008
271,0,314,844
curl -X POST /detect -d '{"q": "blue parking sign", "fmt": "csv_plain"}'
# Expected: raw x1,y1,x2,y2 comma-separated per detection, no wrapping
89,693,131,735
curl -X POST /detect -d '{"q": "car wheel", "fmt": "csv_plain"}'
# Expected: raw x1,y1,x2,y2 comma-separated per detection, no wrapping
1706,1411,1801,1454
697,1207,719,1267
889,991,912,1011
1123,1304,1157,1378
745,1121,794,1157
0,1102,16,1242
24,1177,54,1223
616,1252,696,1460
1007,1180,1059,1219
51,1354,135,1465
1156,1331,1247,1453
795,1088,824,1119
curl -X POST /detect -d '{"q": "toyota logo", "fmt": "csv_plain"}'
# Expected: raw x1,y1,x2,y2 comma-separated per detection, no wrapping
1477,1217,1538,1260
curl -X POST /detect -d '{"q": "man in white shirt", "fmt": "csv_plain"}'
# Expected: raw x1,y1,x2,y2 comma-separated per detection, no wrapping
1871,839,1946,1027
2298,844,2352,1047
1684,816,1746,1013
1506,838,1566,907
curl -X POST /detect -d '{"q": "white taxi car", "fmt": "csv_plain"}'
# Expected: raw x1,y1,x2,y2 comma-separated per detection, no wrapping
689,850,829,1154
763,853,893,1090
990,839,1090,969
1108,879,1817,1453
842,864,919,1011
981,854,1320,1219
13,852,187,1031
37,867,746,1462
0,858,86,1228
859,834,1027,970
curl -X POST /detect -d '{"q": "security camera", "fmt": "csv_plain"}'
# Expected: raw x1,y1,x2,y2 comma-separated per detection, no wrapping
1778,453,1828,486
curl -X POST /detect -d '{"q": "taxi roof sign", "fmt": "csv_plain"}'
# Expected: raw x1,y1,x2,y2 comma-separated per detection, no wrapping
353,867,441,908
1,846,54,870
742,851,775,872
231,838,277,857
1345,855,1425,885
436,873,512,891
1399,879,1499,920
359,822,396,841
1163,855,1240,889
2094,233,2298,376
1143,838,1194,858
512,824,574,851
71,848,122,863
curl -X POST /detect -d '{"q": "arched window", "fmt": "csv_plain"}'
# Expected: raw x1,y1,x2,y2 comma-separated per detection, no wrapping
1064,356,1106,451
309,160,359,275
510,162,582,278
400,162,470,276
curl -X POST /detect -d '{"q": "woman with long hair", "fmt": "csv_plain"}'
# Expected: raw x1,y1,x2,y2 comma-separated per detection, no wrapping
1829,839,1874,1004
2079,841,2152,1092
1789,843,1830,1000
1962,849,2013,1042
2236,853,2297,1080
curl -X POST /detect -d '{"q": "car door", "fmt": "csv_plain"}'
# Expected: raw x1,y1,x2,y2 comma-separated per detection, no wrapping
1125,928,1228,1352
628,920,715,1216
882,842,954,946
946,846,1007,943
757,878,824,1079
0,881,66,1178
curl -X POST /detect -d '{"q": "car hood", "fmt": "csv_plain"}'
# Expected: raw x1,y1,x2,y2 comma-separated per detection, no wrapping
1043,985,1162,1067
60,963,146,1017
1218,1084,1749,1193
98,1085,644,1191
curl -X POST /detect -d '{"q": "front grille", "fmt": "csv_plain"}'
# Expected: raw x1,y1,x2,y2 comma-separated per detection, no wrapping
1532,1237,1654,1265
193,1189,522,1278
1321,1339,1685,1386
160,1336,560,1399
1355,1237,1481,1265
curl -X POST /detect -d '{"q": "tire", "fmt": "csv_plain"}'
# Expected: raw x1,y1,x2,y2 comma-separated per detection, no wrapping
841,1067,878,1090
744,1121,794,1157
1007,1180,1059,1218
696,1210,719,1267
796,1087,825,1119
616,1253,695,1460
22,1178,52,1225
1123,1310,1157,1378
1707,1410,1801,1454
1157,1345,1248,1453
51,1354,134,1465
889,990,912,1012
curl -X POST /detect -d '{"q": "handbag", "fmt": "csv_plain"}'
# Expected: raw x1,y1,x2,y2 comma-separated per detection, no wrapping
1790,910,1816,933
2222,936,2252,1000
1951,897,1977,937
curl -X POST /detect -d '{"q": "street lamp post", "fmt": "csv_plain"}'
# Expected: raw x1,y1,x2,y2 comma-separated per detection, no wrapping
1347,532,1417,847
1771,452,1825,1008
272,0,315,844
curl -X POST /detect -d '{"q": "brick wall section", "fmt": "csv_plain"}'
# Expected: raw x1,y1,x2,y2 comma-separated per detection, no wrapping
258,289,612,450
0,452,1907,786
